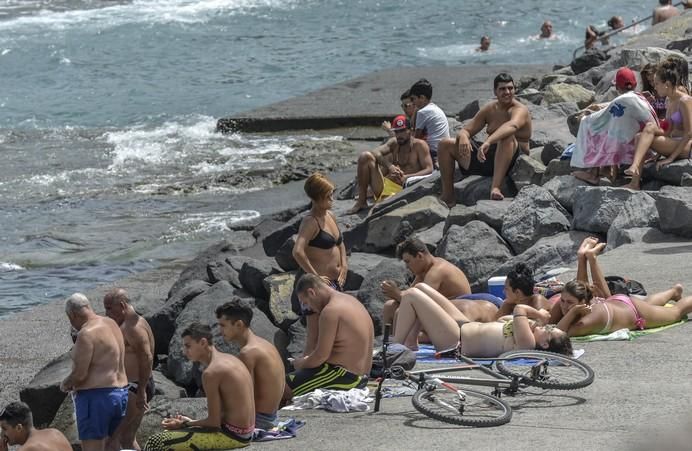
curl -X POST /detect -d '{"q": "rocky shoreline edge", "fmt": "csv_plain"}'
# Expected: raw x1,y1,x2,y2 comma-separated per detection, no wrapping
2,12,692,449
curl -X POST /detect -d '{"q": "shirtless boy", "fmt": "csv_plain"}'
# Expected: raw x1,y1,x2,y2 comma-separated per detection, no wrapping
0,402,72,451
283,274,374,400
347,115,433,214
103,288,155,451
438,72,532,205
61,293,128,451
144,322,255,450
216,299,285,430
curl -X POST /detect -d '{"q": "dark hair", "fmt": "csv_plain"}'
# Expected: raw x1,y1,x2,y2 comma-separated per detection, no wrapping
641,63,657,93
410,78,433,100
540,330,574,356
295,273,325,294
506,263,535,296
661,55,690,93
607,16,622,29
181,322,213,342
562,280,594,305
215,298,253,327
493,73,514,90
659,0,670,5
0,402,33,428
400,89,412,101
396,237,429,259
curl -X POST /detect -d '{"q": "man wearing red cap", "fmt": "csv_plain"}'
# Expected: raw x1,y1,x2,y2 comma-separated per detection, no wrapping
347,115,433,214
614,67,637,92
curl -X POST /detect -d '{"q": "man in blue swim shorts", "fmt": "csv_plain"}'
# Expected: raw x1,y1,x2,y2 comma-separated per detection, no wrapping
60,293,129,451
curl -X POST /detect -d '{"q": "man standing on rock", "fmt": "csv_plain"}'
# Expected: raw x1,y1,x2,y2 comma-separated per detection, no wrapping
437,72,532,206
347,115,433,214
216,299,285,430
61,293,128,451
0,402,72,451
283,274,374,401
653,0,680,25
144,322,255,450
103,288,155,451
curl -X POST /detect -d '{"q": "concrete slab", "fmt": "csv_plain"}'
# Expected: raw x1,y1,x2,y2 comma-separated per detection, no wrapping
218,65,553,132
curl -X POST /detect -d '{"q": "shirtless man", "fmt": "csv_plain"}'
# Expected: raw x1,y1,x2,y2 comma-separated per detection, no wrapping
653,0,680,25
283,274,374,401
103,288,155,451
216,299,285,430
60,293,128,451
438,72,532,205
539,20,554,39
495,263,553,319
476,35,491,52
0,402,72,451
144,322,255,450
347,115,433,214
381,237,497,332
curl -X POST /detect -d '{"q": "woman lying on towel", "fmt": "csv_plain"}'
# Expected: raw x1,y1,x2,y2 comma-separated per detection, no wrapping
549,237,692,337
393,283,573,357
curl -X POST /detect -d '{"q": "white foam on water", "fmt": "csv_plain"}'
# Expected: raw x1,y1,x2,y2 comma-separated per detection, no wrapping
0,0,299,35
161,210,260,241
0,262,25,272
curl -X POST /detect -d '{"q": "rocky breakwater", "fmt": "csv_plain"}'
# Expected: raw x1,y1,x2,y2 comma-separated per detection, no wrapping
18,15,692,446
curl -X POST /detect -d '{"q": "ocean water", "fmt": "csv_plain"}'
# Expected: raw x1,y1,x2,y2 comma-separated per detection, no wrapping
0,0,652,315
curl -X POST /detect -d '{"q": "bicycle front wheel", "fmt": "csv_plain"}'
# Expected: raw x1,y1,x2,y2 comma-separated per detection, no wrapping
495,351,594,390
412,385,512,427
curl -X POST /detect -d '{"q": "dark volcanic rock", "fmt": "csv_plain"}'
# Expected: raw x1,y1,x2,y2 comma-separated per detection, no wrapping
417,222,446,253
570,49,609,75
262,215,304,257
542,175,591,213
510,154,545,190
501,185,571,254
436,221,513,291
356,259,409,336
458,99,481,121
572,186,636,234
274,235,299,271
19,352,71,427
453,175,517,206
656,186,692,238
541,159,573,184
606,193,660,248
239,258,282,299
444,200,511,234
345,253,396,291
643,159,692,186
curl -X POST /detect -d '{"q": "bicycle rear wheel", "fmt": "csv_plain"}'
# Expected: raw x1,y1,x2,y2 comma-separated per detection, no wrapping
412,385,512,427
495,351,594,390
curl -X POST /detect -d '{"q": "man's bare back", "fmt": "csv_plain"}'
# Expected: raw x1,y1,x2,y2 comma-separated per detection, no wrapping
423,257,472,299
653,4,680,25
18,429,72,451
206,352,255,429
73,316,127,390
322,292,374,375
239,334,285,416
122,314,155,382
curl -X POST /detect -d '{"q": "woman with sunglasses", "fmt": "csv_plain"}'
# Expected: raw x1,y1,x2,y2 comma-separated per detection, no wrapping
549,237,692,337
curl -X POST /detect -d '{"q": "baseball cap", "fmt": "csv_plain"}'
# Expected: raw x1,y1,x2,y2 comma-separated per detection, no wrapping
390,115,410,131
614,67,636,90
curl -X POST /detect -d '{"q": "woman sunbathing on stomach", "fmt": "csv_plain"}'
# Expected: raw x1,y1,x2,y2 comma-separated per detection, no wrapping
393,283,572,357
550,237,691,337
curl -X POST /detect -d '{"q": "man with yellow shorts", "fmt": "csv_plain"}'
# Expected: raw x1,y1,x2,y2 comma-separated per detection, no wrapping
347,115,434,214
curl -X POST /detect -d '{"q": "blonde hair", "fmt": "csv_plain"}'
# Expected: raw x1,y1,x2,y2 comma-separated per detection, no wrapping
304,172,335,201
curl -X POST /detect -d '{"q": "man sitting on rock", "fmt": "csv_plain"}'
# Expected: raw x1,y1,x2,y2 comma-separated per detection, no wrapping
216,299,285,431
144,322,255,450
382,89,417,137
0,402,72,451
103,288,155,451
347,115,433,214
653,0,680,25
283,274,374,401
437,72,532,205
382,237,502,346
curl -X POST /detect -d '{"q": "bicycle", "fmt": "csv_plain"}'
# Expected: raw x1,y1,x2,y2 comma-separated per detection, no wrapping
373,325,595,427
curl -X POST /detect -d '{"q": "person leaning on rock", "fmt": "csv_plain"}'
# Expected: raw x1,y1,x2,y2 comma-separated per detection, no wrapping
103,288,155,451
144,322,255,450
0,402,72,451
216,299,285,431
283,274,374,402
347,115,433,214
61,293,128,451
437,72,532,205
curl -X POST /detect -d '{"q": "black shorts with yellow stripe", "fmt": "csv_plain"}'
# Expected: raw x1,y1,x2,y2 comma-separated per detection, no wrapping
286,362,366,397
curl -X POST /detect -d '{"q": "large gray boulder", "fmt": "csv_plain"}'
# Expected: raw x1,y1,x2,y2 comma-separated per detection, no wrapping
606,227,682,249
369,173,440,216
605,47,684,72
356,259,409,335
19,352,71,427
501,185,572,254
643,159,692,186
492,231,593,280
238,258,282,299
572,186,636,234
541,159,573,184
542,175,592,212
165,281,276,389
261,214,304,257
524,102,575,151
416,222,446,253
540,141,566,165
458,99,481,121
365,196,448,252
436,221,513,290
509,154,546,190
453,175,517,206
570,49,609,75
656,186,692,238
274,235,299,271
542,83,595,109
444,200,512,234
606,193,660,248
345,253,397,291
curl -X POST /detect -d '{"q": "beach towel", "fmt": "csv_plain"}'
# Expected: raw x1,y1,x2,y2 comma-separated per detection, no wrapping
282,387,372,412
572,91,658,168
252,419,305,442
572,320,687,342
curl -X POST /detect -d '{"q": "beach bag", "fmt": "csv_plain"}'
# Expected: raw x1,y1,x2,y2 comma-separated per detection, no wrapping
605,276,647,297
370,343,416,378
